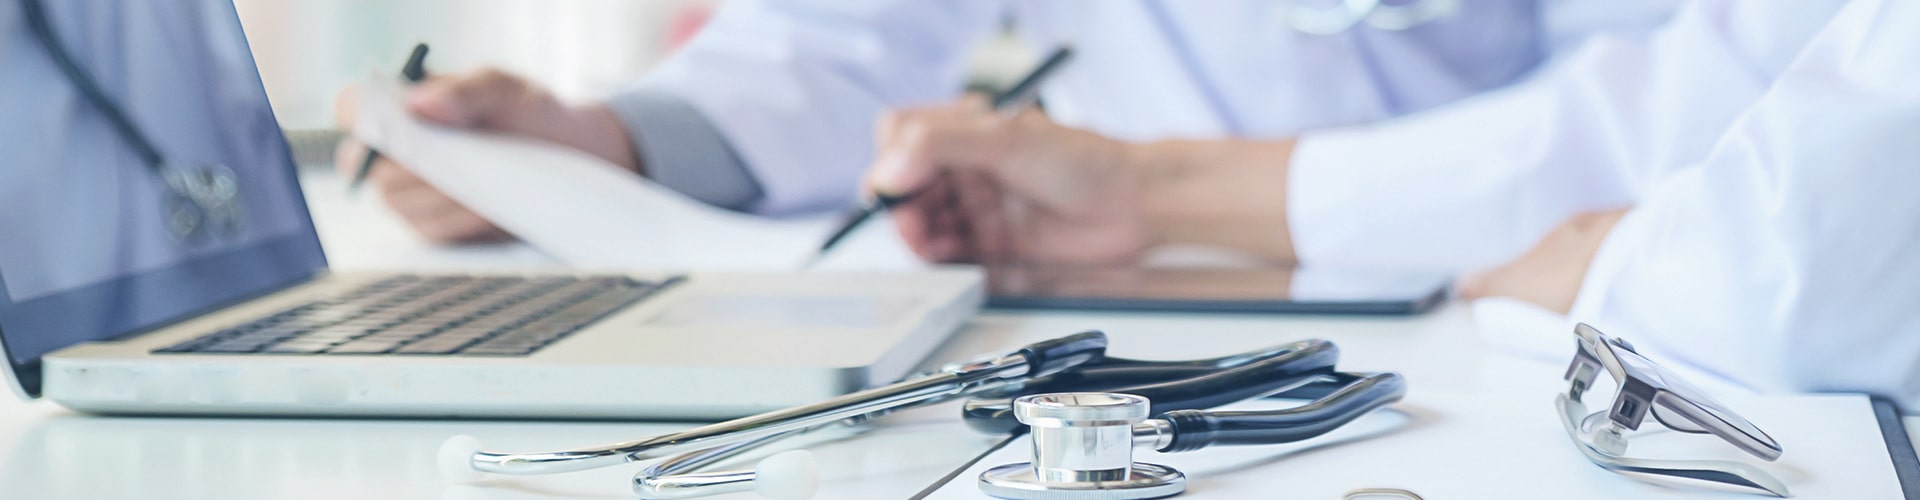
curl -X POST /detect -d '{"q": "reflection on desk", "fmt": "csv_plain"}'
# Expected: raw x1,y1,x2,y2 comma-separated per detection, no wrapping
0,404,998,500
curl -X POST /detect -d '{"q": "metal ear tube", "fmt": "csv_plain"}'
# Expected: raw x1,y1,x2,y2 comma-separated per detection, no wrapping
435,332,1405,500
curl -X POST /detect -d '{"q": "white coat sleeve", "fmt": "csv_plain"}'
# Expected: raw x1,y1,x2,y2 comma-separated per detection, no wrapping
1285,0,1847,273
626,0,1004,215
1568,0,1920,409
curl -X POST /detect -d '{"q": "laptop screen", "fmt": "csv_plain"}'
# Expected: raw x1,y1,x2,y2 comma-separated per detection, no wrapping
0,0,326,397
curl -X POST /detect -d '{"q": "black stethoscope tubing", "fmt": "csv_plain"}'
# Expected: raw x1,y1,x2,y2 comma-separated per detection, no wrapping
20,0,169,171
962,337,1406,450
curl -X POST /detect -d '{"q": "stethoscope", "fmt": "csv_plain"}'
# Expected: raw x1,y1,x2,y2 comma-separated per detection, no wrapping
19,0,244,242
439,331,1406,499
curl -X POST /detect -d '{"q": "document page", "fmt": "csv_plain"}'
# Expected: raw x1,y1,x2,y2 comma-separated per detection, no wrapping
352,75,833,270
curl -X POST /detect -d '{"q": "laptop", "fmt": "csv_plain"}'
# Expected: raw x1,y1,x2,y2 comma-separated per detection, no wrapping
0,1,980,419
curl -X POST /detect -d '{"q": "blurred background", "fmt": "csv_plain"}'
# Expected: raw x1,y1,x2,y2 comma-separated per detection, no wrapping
232,0,1031,167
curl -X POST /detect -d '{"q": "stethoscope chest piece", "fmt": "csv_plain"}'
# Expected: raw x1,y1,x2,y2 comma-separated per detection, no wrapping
979,462,1185,500
978,393,1187,500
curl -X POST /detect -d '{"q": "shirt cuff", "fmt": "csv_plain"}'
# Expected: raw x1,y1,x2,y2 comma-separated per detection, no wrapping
1566,198,1656,326
1286,126,1528,273
604,90,764,212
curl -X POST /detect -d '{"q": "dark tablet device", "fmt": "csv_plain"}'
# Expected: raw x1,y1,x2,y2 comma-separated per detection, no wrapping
984,265,1450,315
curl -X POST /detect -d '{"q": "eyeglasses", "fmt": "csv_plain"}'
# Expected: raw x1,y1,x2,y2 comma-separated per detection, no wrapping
20,0,245,242
1558,323,1789,497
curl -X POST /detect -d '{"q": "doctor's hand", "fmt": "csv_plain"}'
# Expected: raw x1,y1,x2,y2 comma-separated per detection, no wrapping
1457,208,1630,313
332,69,641,244
866,98,1151,264
866,98,1297,265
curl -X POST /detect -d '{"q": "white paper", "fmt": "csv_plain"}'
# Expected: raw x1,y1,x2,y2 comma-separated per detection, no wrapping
352,75,833,270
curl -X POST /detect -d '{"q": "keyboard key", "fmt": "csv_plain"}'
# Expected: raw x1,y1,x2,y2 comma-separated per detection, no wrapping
259,341,336,354
460,345,537,356
392,340,472,355
325,339,405,354
154,275,679,356
195,339,272,353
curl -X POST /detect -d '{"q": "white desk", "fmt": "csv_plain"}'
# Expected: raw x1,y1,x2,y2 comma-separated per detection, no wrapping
0,168,1910,499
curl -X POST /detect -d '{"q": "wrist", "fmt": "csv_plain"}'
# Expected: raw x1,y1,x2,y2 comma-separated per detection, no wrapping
1116,140,1178,249
568,104,645,175
1123,138,1298,262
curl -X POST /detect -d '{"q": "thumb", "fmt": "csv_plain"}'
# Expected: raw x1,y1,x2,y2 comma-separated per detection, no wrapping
406,69,534,129
866,147,940,199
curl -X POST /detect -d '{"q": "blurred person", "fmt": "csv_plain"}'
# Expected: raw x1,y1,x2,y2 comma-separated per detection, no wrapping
333,0,1683,245
879,0,1920,408
1468,0,1920,408
870,0,1851,271
2,0,313,299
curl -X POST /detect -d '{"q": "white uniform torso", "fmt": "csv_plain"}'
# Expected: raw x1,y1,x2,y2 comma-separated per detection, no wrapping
641,0,1679,214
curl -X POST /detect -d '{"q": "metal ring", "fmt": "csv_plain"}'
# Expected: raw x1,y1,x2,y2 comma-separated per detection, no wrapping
1342,487,1424,500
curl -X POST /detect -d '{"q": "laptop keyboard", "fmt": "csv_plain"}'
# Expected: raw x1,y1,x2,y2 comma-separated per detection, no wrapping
154,275,681,356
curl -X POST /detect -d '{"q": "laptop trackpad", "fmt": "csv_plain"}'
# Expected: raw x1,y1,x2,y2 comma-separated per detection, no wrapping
647,295,920,329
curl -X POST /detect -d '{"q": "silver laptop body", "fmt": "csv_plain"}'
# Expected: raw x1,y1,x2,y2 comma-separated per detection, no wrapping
0,0,979,419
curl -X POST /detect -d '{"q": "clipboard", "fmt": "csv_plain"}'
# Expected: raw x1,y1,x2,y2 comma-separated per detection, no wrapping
1874,397,1920,499
983,265,1451,315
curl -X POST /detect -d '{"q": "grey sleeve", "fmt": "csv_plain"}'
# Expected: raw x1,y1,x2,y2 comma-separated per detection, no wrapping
603,90,765,212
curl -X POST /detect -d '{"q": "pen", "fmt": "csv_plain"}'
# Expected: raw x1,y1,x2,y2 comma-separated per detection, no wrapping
805,46,1074,268
348,43,431,194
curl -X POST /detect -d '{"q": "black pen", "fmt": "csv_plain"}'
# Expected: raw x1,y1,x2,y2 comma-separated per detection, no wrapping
348,43,431,194
805,46,1074,268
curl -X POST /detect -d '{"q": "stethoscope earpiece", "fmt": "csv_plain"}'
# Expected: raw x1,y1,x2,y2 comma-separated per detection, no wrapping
438,435,487,485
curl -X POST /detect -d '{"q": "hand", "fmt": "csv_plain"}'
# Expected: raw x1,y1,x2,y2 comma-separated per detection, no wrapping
1457,207,1631,313
332,68,641,244
865,98,1300,265
865,98,1157,264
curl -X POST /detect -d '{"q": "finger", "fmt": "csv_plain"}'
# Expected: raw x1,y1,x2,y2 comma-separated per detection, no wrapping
333,137,370,178
1454,270,1495,301
894,179,969,262
386,188,504,245
957,93,990,110
333,84,361,129
951,170,1011,263
873,100,986,149
414,208,506,245
887,176,947,261
406,68,536,129
365,158,430,191
925,186,968,262
379,182,464,223
890,203,937,261
866,111,1009,197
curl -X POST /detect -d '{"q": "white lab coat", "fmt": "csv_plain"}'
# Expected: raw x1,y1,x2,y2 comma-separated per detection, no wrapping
1287,0,1853,272
1567,0,1920,410
641,0,1919,407
638,0,1680,215
1342,0,1919,407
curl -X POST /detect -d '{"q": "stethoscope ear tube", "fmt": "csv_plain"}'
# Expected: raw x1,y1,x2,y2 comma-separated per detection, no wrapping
1155,371,1406,453
1016,331,1110,378
961,339,1341,434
